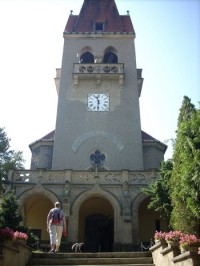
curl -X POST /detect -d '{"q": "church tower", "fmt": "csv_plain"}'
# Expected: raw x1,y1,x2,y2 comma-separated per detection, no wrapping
52,0,144,171
10,0,168,252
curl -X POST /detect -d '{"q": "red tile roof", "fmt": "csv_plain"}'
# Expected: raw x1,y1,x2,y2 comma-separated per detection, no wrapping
32,130,164,144
29,129,166,152
64,0,135,33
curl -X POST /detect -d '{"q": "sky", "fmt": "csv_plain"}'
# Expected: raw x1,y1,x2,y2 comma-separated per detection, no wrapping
0,0,199,169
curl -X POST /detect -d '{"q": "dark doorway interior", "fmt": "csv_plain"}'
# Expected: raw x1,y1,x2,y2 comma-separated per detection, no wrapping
84,213,113,252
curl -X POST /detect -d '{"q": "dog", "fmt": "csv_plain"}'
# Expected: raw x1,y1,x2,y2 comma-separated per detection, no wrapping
71,242,85,253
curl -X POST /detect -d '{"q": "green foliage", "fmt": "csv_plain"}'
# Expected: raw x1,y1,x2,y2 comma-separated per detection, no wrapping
0,192,39,248
0,191,22,229
177,96,195,125
17,226,39,247
0,127,24,193
143,159,173,220
170,96,200,235
170,201,199,235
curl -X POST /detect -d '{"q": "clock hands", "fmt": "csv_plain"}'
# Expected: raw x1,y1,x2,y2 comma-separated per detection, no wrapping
94,95,100,110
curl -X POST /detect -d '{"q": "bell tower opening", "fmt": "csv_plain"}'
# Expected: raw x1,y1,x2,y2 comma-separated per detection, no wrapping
80,52,94,63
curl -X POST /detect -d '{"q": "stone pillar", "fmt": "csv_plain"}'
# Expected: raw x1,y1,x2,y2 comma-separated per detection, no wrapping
121,172,132,251
122,220,132,251
132,210,140,250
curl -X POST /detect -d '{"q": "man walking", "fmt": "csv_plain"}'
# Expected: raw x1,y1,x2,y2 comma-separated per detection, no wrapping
47,201,67,253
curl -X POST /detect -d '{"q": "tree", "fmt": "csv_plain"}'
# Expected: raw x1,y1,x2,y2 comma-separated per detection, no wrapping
170,96,200,235
0,127,24,193
0,191,22,229
143,159,173,222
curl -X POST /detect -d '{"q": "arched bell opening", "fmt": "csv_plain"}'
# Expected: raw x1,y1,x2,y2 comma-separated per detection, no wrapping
103,47,118,63
80,51,94,63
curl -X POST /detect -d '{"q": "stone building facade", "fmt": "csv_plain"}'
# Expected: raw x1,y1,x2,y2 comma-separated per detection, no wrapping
8,0,168,251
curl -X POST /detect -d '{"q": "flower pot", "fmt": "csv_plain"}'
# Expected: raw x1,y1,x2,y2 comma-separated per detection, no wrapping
167,241,179,247
180,246,199,254
1,239,13,246
155,239,167,247
18,239,26,244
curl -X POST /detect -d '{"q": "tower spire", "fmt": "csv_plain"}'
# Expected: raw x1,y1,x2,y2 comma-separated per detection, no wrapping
64,0,135,34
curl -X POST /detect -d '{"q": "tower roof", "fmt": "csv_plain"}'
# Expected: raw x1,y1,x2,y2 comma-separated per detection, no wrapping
64,0,135,33
29,130,167,151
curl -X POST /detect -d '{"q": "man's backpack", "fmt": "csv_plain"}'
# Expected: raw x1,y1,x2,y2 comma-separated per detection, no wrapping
52,209,62,224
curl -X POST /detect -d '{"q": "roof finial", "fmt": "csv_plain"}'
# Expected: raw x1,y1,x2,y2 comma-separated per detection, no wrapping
70,10,73,15
127,10,130,16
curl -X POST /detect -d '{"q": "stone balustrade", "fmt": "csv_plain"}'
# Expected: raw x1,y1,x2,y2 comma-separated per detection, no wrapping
7,169,157,185
73,63,124,74
72,63,125,87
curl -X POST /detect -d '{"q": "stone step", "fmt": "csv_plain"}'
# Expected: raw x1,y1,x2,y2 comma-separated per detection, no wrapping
29,265,154,266
32,251,152,258
28,252,154,266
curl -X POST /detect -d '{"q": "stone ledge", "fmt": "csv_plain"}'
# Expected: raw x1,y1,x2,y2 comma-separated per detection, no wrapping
173,251,200,264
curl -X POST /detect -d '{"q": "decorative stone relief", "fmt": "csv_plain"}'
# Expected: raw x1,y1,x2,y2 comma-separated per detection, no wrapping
72,130,124,152
63,196,70,218
64,180,71,196
122,181,131,221
129,171,157,184
122,181,129,196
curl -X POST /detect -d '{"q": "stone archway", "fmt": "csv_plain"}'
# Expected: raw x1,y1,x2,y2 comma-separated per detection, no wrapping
18,189,58,241
132,193,168,248
138,197,168,243
24,194,52,241
70,187,123,249
79,197,114,252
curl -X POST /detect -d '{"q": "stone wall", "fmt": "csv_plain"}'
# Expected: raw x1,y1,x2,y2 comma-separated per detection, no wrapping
0,241,32,266
150,241,200,266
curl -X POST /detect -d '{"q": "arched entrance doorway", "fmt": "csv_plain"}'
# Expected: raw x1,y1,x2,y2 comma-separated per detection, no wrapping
138,197,168,244
85,213,113,252
79,197,114,252
23,194,53,241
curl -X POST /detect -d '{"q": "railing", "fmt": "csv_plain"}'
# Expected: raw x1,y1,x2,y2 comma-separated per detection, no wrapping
8,169,157,185
73,63,124,74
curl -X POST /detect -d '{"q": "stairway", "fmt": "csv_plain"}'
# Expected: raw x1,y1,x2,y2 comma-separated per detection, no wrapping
28,251,154,266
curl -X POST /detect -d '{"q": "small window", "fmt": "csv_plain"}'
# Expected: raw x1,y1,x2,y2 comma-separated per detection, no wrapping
103,52,118,63
80,52,94,63
95,23,104,31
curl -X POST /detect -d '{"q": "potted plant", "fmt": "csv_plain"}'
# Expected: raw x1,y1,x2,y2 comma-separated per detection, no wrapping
154,231,167,245
179,234,200,253
0,227,14,245
165,231,183,247
13,231,28,244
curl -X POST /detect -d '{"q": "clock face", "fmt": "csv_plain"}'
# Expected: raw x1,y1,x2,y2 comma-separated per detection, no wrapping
88,93,109,111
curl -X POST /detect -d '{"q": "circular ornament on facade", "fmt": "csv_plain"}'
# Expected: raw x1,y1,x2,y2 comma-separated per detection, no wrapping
79,66,86,73
111,66,118,73
103,66,110,73
87,66,94,73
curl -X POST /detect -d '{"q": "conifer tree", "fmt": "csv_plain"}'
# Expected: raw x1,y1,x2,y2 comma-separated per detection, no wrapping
0,191,22,229
143,159,173,222
170,96,200,235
